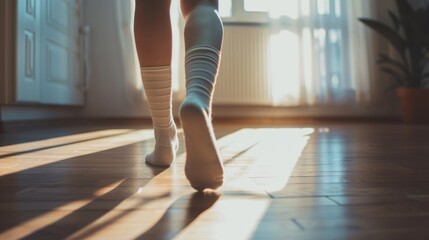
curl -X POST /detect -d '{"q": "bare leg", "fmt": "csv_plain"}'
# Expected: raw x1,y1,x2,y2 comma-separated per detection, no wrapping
135,0,178,167
179,0,224,191
135,0,172,67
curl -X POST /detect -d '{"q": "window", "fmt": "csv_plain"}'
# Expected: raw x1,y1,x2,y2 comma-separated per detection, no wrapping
218,0,355,105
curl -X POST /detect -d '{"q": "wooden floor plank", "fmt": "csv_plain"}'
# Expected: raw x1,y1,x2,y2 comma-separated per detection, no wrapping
1,123,429,239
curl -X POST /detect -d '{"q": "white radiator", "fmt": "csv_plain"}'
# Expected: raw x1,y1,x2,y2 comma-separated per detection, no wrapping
213,26,272,105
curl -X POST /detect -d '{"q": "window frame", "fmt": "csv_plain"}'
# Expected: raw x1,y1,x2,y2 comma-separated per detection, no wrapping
220,0,270,24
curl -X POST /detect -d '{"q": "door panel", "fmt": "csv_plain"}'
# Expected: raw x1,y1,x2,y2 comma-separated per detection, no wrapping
16,0,41,102
40,0,83,105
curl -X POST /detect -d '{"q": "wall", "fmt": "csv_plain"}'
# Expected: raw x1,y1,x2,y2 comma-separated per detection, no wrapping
82,0,187,118
82,0,149,118
0,106,81,121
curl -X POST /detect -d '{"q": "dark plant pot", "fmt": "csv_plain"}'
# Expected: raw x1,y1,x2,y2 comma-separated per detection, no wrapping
397,88,429,124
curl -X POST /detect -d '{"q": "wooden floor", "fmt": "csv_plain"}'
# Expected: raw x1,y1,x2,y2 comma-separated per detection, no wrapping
1,122,429,239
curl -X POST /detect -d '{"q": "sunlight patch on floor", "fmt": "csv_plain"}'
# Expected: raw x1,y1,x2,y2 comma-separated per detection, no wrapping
0,129,158,176
0,199,93,239
0,129,133,152
221,128,314,192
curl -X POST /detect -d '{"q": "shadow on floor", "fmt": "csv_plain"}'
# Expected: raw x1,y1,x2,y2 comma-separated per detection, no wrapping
0,130,186,239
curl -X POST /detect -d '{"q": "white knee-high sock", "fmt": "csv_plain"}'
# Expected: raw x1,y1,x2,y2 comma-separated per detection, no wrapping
141,66,178,167
180,46,224,191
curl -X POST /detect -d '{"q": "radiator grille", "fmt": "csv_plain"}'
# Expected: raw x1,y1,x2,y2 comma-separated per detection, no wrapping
214,27,271,105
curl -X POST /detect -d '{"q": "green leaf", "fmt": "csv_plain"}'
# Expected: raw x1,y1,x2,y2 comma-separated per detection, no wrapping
377,53,409,76
388,10,401,31
380,67,406,86
395,0,414,43
359,18,406,55
395,0,414,19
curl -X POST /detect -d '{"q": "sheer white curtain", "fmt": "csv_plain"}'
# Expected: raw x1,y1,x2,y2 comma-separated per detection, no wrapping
347,0,377,104
215,0,376,106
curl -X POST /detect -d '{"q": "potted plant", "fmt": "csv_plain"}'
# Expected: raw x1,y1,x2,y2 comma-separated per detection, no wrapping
359,0,429,124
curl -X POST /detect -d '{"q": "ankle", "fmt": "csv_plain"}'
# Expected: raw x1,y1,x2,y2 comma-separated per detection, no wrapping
182,95,211,115
154,126,177,143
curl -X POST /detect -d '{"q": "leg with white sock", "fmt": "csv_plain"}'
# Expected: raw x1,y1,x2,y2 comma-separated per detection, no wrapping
134,0,178,167
180,0,224,191
140,67,178,167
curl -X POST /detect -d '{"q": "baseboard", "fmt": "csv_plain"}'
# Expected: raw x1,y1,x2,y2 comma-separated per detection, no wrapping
0,118,156,133
212,116,400,125
0,118,82,133
0,116,402,133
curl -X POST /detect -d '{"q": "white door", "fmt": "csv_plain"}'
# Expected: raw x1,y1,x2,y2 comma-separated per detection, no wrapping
16,0,41,102
16,0,84,105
